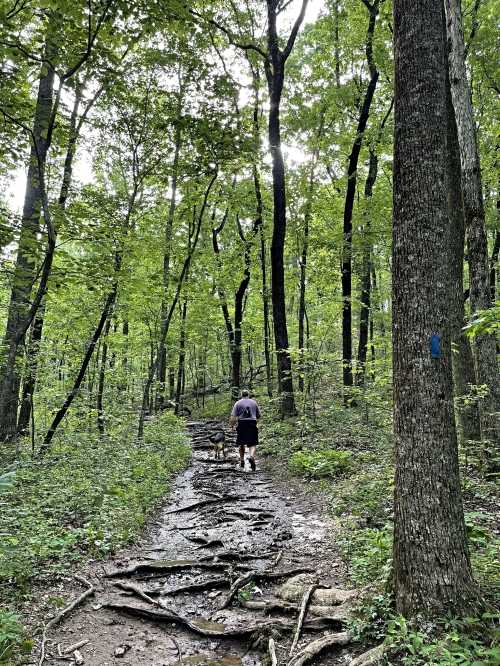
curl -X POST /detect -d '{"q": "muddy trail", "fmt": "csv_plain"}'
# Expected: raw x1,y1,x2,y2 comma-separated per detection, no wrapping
39,420,369,666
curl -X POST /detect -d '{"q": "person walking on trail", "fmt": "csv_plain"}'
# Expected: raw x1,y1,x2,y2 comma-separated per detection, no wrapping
230,389,261,471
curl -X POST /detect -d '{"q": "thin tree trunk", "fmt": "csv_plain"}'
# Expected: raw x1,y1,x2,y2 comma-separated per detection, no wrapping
355,148,377,387
137,173,217,439
157,79,183,409
250,64,273,398
175,300,188,415
96,317,112,434
392,0,477,615
490,230,499,301
0,23,56,440
445,0,500,452
17,83,85,435
265,0,308,417
446,79,481,443
298,120,323,392
39,288,117,454
341,0,380,402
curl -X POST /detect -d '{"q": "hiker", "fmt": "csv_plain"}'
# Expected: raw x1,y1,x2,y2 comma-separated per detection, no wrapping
229,389,261,471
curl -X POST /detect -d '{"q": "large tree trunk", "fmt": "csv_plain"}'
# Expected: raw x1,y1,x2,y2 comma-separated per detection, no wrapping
446,81,481,443
341,0,379,402
445,0,500,452
0,25,56,441
392,0,477,615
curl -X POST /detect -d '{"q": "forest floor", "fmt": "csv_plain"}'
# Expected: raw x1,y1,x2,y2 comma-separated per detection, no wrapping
28,419,368,666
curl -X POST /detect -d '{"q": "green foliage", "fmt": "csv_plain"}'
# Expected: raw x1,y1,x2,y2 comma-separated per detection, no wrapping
289,448,352,478
338,522,393,587
0,413,189,602
0,611,31,665
385,614,500,665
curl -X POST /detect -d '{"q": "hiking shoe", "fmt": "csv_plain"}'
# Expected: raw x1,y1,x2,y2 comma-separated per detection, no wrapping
240,459,245,468
249,457,256,472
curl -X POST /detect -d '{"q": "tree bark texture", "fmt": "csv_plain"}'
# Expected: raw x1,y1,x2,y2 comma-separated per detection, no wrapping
392,0,477,616
341,0,379,400
265,0,308,417
446,83,481,443
356,148,377,387
445,0,499,450
0,26,56,440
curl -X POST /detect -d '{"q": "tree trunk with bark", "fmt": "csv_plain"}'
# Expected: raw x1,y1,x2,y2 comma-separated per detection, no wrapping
341,0,379,402
174,300,188,415
356,148,377,387
445,0,500,452
392,0,478,615
0,24,56,441
446,82,481,443
264,0,308,417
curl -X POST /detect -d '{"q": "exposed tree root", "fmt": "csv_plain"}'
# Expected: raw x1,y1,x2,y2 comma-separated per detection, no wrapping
240,598,349,620
106,559,229,578
201,550,276,563
134,578,230,597
289,584,320,657
349,644,385,666
38,575,95,666
278,574,358,605
287,632,352,666
220,567,314,609
165,495,245,514
269,637,278,666
103,601,340,637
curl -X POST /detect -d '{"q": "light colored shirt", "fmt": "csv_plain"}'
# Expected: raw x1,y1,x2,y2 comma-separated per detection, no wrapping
231,398,261,421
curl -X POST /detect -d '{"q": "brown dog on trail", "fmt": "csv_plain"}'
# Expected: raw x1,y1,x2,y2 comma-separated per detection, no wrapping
209,431,226,460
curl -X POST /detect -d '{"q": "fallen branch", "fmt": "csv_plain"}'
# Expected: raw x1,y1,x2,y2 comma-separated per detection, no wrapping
38,576,95,666
289,584,320,657
62,640,89,655
287,632,351,666
106,559,229,578
241,598,352,621
220,567,314,609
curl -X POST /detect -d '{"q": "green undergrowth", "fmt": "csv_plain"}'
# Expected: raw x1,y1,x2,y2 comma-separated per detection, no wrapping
259,393,499,665
0,411,189,663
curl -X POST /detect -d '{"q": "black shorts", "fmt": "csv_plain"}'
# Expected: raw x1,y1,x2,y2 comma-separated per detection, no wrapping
236,420,258,446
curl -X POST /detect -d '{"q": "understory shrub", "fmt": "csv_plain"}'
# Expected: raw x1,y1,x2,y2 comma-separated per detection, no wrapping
0,411,190,603
289,448,352,478
0,611,31,665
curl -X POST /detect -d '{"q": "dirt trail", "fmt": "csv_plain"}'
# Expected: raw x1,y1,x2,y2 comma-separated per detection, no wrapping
40,420,361,666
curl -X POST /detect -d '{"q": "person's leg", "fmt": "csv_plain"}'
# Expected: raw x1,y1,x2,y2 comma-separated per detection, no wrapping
248,445,256,471
239,444,245,467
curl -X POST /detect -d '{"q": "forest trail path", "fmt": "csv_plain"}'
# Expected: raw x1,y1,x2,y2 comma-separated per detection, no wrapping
43,420,360,666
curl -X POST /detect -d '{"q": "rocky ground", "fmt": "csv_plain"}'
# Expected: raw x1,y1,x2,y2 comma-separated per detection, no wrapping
31,420,375,666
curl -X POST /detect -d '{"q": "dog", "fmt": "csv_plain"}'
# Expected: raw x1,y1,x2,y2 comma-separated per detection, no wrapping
209,431,226,460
